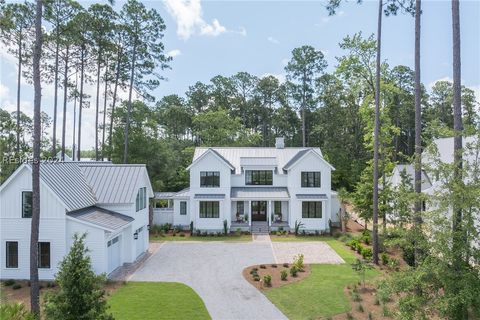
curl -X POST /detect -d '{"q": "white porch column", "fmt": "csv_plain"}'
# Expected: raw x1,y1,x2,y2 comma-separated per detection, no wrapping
248,200,251,226
268,200,272,226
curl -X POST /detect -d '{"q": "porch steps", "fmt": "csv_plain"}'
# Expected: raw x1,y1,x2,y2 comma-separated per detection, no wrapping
251,222,269,235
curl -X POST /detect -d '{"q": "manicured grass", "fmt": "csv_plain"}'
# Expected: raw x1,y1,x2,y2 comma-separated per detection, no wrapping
150,234,252,242
264,239,379,319
109,282,210,320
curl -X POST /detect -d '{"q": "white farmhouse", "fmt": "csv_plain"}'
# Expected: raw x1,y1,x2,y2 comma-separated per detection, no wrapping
154,138,341,234
0,162,153,280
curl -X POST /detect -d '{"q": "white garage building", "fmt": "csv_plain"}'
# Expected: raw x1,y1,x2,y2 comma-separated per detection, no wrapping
0,161,153,280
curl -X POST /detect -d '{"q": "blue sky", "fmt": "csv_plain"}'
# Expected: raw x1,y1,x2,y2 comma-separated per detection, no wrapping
0,0,479,150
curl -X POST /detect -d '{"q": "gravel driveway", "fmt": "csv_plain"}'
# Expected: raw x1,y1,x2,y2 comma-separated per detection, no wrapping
130,240,343,320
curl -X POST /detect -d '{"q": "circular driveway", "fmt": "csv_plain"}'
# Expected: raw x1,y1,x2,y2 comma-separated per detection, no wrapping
130,240,343,320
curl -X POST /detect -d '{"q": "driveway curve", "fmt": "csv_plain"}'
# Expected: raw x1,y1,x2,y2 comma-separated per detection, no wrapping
130,240,343,320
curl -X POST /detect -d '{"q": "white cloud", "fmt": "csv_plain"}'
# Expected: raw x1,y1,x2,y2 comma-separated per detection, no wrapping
267,36,279,44
164,0,243,40
428,76,453,89
316,10,345,27
281,58,289,66
167,49,182,58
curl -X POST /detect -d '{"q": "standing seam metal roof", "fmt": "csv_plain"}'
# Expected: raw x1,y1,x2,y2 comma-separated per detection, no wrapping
231,187,290,199
67,206,134,231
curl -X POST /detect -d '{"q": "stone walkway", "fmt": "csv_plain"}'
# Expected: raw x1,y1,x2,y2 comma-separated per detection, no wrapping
129,239,344,320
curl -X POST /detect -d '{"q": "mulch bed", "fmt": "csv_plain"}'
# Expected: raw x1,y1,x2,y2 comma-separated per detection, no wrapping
243,264,311,290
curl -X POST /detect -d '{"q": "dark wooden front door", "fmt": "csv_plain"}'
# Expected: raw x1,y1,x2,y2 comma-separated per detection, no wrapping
251,201,267,221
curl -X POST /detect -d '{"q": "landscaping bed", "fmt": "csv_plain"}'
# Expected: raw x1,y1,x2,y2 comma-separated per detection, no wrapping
243,263,311,290
149,232,252,241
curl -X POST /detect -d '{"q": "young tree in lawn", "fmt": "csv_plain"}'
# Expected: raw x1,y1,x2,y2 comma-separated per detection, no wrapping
44,234,113,320
30,0,43,315
0,2,35,155
88,3,116,161
284,45,327,147
120,0,171,163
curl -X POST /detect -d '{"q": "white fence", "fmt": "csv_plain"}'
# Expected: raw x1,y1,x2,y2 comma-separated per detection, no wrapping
153,208,174,225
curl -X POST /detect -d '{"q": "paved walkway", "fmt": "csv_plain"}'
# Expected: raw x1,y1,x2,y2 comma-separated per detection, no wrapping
130,239,344,320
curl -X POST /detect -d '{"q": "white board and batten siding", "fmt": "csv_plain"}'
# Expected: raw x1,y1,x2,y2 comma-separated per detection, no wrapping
0,166,66,280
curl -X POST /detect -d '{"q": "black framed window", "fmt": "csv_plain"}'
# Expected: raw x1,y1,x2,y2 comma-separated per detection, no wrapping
302,201,322,218
274,201,282,214
237,201,244,214
136,187,147,212
38,242,50,269
6,241,18,268
200,171,220,187
301,172,321,188
180,201,187,215
22,191,32,218
199,201,219,218
245,170,273,185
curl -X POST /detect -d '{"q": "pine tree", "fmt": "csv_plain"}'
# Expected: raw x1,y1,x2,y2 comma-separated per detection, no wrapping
44,234,113,320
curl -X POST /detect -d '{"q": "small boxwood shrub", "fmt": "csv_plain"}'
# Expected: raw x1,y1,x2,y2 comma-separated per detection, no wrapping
280,270,288,281
271,264,277,268
4,279,15,286
253,275,260,281
263,275,272,286
283,263,289,268
361,247,373,260
12,283,22,290
259,264,266,269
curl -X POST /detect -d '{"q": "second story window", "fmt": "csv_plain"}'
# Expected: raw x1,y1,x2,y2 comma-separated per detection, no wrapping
245,170,273,185
200,171,220,187
301,172,321,188
136,187,147,212
22,191,32,218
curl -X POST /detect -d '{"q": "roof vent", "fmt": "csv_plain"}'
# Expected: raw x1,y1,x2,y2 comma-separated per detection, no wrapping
275,137,285,149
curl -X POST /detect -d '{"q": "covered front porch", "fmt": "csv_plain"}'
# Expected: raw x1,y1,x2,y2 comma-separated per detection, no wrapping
230,187,290,232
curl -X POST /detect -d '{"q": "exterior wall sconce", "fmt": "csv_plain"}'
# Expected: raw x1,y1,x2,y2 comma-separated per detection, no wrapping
133,232,138,240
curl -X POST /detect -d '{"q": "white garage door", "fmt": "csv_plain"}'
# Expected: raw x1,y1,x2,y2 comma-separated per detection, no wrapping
107,236,121,274
135,227,145,258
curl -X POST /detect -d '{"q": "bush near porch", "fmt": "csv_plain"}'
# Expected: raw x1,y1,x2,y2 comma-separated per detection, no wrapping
108,282,210,320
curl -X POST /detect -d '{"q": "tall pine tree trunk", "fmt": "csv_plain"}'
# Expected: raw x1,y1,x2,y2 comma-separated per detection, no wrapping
123,43,137,164
95,53,101,161
372,0,383,265
102,60,108,161
451,0,465,316
61,45,69,161
16,33,22,154
109,48,121,161
413,0,423,267
30,0,43,315
77,46,85,161
52,35,59,156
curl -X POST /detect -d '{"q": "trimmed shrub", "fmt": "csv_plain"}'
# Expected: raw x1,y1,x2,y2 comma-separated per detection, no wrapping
263,275,272,286
260,264,266,269
4,279,15,286
253,275,260,281
361,247,373,260
12,283,22,290
271,264,277,268
356,244,364,254
283,263,289,268
280,270,288,281
347,239,360,251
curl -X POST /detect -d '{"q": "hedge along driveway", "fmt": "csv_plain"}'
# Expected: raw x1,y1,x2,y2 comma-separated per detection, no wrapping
264,240,380,319
109,282,210,320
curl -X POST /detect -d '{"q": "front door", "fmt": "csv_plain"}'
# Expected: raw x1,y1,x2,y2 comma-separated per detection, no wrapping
251,201,267,221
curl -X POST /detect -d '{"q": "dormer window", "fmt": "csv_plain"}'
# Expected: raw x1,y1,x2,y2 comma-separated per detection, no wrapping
245,170,273,185
200,171,220,187
301,172,321,188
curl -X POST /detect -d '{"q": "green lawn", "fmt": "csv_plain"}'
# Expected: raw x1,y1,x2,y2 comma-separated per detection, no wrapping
109,282,210,320
150,234,252,242
265,240,380,319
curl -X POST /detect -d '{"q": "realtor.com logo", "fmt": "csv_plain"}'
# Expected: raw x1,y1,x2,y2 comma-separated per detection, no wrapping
2,157,64,165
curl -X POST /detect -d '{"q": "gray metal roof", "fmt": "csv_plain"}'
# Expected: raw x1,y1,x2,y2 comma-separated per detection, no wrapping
296,194,328,199
79,164,147,204
174,188,190,198
231,187,290,199
192,147,324,174
67,206,133,231
31,162,97,211
154,192,176,199
194,194,226,199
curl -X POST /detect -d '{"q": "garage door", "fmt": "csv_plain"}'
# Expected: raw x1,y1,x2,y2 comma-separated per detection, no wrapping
107,236,121,274
135,227,145,258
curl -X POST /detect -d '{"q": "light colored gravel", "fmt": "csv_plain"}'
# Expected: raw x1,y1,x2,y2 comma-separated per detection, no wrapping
130,239,344,320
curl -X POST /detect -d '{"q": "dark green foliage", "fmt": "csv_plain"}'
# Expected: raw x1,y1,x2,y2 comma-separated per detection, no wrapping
4,279,15,286
12,283,22,290
43,233,113,320
190,221,194,236
361,247,373,260
281,270,288,281
223,219,228,235
380,252,389,265
289,266,298,277
263,275,272,286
